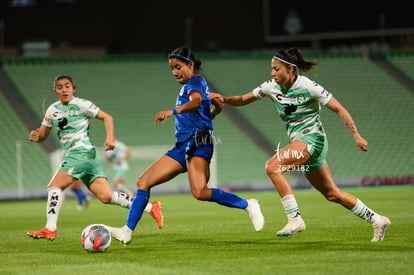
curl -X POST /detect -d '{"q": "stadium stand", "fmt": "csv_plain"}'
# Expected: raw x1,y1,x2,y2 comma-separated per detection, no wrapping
309,53,413,178
0,87,51,198
385,51,414,81
0,51,413,199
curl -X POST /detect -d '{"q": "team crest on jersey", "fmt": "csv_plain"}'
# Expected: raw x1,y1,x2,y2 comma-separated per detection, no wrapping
69,107,76,115
296,93,306,104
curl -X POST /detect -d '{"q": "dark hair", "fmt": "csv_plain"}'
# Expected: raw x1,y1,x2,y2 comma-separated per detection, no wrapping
274,47,318,73
168,47,202,71
53,74,75,89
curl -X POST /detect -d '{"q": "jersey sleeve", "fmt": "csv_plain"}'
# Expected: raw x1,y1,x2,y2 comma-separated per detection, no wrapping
308,80,333,105
252,79,274,99
41,106,54,128
78,98,100,117
186,76,205,96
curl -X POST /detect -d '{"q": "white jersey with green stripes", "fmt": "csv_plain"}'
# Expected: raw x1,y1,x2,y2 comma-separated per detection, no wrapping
252,75,333,142
105,140,129,171
42,97,100,152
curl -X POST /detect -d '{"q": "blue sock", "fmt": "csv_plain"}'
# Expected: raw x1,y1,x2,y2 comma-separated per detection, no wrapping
72,188,86,206
126,189,149,231
209,188,248,209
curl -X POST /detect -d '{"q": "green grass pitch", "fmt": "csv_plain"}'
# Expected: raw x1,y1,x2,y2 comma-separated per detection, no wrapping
0,186,413,275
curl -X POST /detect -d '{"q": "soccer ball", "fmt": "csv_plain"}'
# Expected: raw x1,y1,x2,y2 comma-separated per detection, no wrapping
81,224,112,253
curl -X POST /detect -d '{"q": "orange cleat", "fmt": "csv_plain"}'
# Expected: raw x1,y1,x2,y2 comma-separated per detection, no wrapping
27,227,57,241
149,201,164,229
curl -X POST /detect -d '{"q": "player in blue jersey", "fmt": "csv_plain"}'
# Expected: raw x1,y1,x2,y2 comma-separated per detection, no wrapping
209,47,390,242
107,47,265,245
70,179,92,211
27,74,163,241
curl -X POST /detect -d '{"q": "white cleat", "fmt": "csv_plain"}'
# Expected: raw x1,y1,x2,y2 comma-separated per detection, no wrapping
277,218,306,236
371,216,391,242
245,199,265,232
107,225,132,245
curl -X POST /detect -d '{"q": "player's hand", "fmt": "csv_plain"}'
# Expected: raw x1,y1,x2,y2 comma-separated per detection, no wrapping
104,140,115,151
154,109,174,124
29,128,40,142
210,96,224,110
355,135,368,151
208,92,224,103
210,96,224,119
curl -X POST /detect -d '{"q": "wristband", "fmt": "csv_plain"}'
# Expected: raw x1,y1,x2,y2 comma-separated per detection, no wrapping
172,108,177,115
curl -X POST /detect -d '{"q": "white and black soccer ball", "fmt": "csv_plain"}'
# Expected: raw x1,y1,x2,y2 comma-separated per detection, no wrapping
81,224,112,253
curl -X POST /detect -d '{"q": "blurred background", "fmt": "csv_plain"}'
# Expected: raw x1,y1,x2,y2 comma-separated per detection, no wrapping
0,0,413,200
1,0,414,56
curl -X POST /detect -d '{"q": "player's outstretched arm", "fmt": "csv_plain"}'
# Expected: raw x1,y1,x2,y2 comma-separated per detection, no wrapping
210,95,223,119
208,91,257,106
326,97,368,151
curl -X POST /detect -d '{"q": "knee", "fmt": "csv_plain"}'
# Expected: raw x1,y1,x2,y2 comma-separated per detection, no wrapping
191,188,210,201
96,194,112,204
265,160,282,177
136,176,147,190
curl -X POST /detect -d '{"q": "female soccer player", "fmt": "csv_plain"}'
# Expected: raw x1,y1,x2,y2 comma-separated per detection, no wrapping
104,137,134,196
108,47,264,244
104,137,165,228
27,74,163,241
70,179,92,211
208,47,390,242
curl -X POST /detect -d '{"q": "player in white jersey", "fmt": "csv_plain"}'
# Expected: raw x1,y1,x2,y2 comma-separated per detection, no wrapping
27,74,163,241
70,179,92,211
104,138,163,228
209,47,390,242
104,138,134,196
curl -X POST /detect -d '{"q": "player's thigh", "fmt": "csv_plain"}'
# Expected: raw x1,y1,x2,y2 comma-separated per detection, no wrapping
137,155,185,189
89,178,113,202
48,170,77,190
267,140,312,168
187,158,211,200
187,156,210,191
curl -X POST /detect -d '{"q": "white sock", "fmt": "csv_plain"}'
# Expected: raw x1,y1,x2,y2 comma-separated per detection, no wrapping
45,187,63,231
123,225,133,233
111,191,133,208
115,183,133,194
144,202,152,213
351,199,382,225
281,194,301,220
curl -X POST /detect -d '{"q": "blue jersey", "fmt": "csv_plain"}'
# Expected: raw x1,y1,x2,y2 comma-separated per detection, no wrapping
173,74,213,142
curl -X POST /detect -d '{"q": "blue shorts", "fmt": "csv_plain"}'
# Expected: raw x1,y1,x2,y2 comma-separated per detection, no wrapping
166,135,214,171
